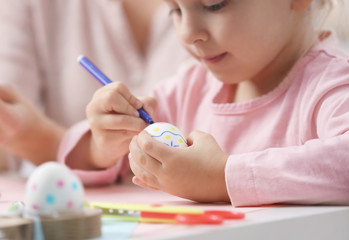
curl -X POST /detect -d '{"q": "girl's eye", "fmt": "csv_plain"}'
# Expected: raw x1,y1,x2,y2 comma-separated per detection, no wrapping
169,8,181,16
204,0,228,11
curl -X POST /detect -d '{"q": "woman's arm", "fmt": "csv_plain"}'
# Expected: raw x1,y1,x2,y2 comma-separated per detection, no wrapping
0,1,66,165
0,148,9,172
0,85,65,165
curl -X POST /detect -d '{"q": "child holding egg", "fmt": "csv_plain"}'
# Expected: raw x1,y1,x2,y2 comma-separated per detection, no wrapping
59,0,349,206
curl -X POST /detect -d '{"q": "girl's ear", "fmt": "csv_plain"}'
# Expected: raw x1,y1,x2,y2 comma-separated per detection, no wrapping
291,0,313,11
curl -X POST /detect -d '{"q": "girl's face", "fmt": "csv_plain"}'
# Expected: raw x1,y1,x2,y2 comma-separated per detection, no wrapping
164,0,312,92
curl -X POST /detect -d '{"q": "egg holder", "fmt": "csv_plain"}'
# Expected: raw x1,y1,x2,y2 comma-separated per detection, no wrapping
0,162,102,240
0,203,101,240
0,122,188,239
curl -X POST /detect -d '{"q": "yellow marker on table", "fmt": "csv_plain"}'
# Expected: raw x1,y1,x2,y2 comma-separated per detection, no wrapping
90,202,245,225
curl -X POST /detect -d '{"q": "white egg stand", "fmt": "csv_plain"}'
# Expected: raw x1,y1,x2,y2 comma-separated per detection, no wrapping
0,162,101,240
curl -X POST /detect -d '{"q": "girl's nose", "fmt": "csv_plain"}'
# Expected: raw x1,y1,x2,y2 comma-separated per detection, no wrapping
178,13,208,45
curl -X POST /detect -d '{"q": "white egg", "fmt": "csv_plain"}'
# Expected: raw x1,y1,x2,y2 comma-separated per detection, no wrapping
25,162,84,216
144,122,188,148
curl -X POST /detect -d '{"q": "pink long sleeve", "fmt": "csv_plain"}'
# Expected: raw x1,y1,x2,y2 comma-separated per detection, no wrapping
0,0,41,106
0,0,189,127
57,120,122,186
226,133,349,206
152,35,349,206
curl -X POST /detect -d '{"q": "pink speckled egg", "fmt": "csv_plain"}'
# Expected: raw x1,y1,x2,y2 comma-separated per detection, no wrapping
144,122,188,148
25,162,84,215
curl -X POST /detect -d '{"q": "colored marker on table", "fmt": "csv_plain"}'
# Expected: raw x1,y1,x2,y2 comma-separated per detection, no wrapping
77,55,154,124
90,202,245,224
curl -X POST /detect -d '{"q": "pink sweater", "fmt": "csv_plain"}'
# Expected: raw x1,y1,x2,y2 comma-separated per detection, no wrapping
59,36,349,206
0,0,189,127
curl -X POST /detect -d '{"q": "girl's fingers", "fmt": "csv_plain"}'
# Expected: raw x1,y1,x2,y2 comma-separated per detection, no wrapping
114,82,143,109
132,176,159,190
90,113,149,132
0,85,17,102
93,129,138,146
129,153,160,189
138,96,157,120
129,137,162,174
90,87,138,117
88,82,153,128
136,131,181,164
104,82,142,115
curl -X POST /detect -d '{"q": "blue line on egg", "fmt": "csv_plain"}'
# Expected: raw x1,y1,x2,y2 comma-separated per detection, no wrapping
150,131,188,145
165,140,180,148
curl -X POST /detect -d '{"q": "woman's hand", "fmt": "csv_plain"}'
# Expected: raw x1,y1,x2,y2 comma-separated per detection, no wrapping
84,82,156,169
0,85,65,164
129,130,230,202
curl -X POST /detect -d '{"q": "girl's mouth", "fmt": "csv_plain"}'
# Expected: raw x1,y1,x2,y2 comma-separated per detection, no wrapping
202,52,227,64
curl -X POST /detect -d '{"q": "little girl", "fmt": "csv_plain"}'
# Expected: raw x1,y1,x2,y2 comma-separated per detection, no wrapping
59,0,349,206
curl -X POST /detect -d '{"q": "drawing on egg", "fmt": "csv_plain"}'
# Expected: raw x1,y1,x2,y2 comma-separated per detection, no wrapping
144,122,188,148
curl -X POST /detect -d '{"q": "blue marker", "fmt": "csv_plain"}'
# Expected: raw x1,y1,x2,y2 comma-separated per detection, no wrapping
78,55,154,124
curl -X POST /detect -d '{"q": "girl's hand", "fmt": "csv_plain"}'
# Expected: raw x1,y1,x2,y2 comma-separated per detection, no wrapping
129,130,230,202
85,82,156,169
0,85,65,164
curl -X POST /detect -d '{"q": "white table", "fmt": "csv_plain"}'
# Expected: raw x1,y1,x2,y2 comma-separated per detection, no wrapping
133,206,349,240
1,175,348,240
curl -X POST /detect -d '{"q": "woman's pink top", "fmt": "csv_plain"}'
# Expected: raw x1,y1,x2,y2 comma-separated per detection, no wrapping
0,0,189,127
59,36,349,206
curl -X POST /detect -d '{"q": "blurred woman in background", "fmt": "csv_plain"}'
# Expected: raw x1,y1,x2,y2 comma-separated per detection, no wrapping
0,0,190,175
